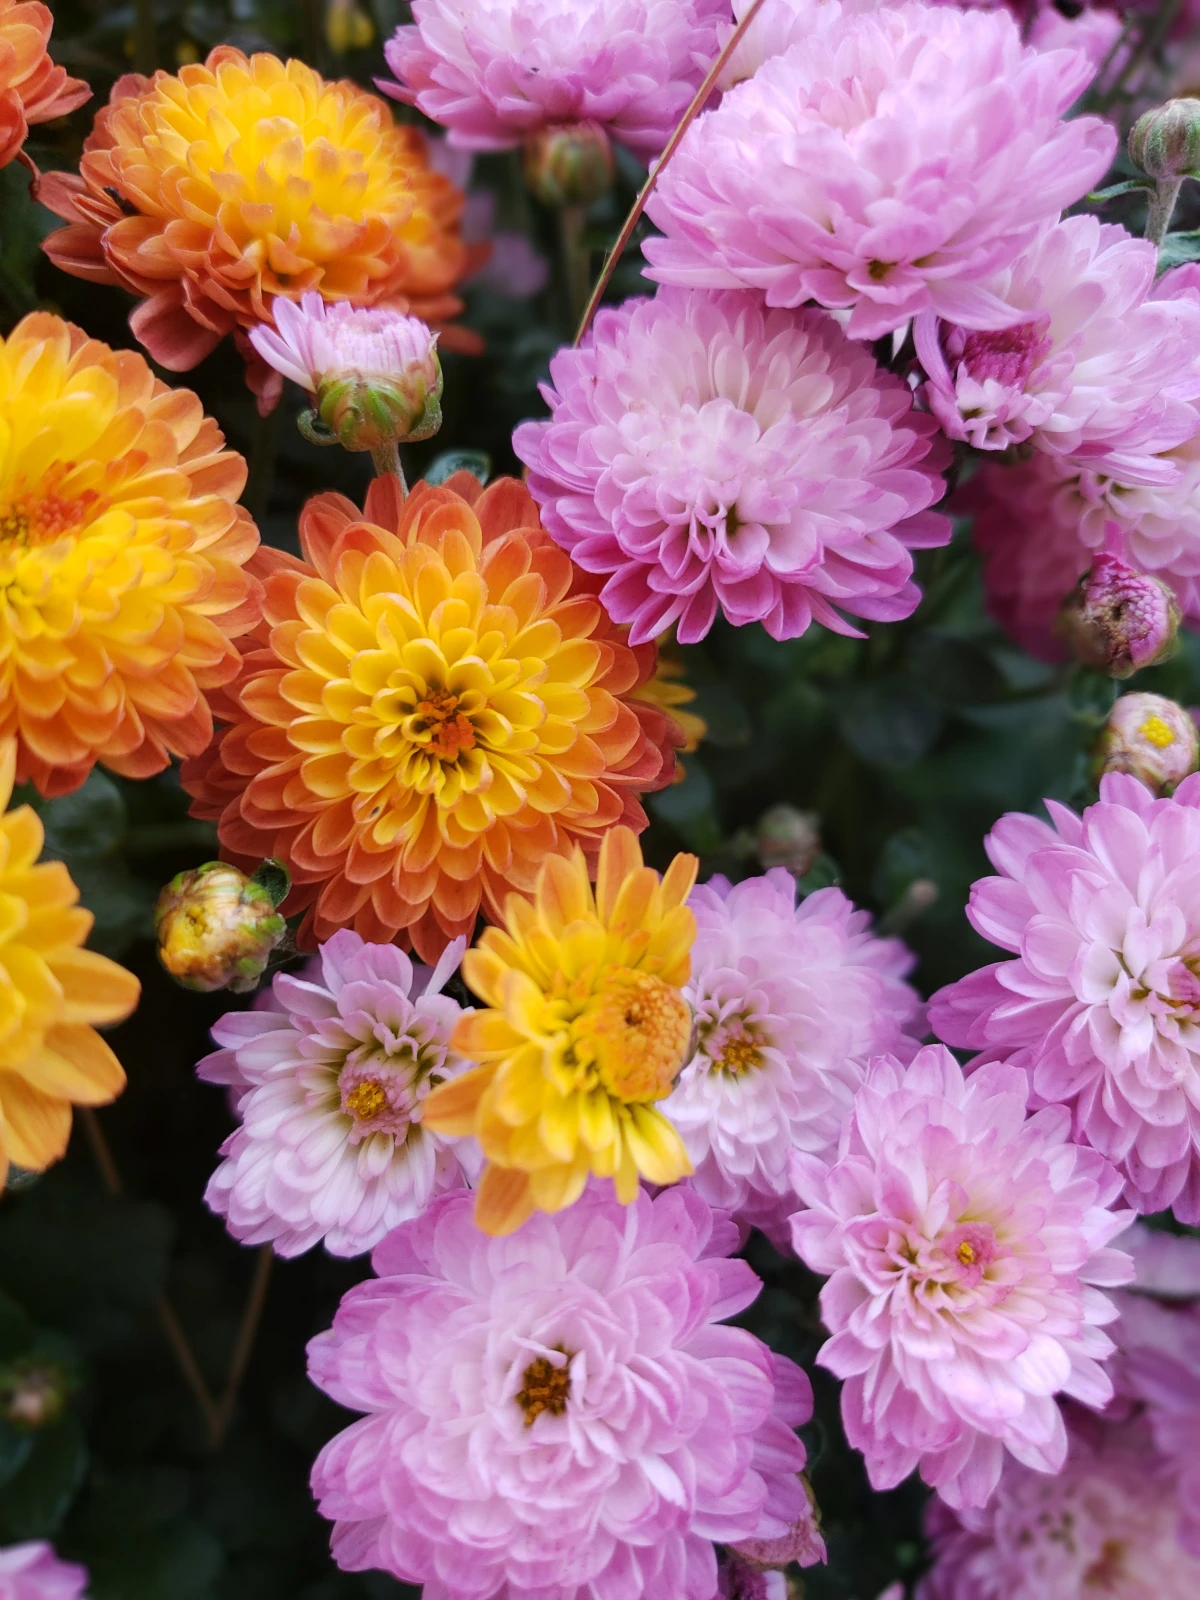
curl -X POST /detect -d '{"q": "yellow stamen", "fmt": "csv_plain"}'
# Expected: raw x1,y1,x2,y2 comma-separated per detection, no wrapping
1139,715,1176,749
718,1034,762,1076
516,1351,573,1427
957,1241,977,1266
345,1080,388,1121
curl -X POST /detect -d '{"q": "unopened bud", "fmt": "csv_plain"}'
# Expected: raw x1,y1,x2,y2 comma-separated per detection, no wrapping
1131,98,1200,181
1093,692,1199,793
522,121,615,208
717,1554,788,1600
0,1360,70,1431
154,860,289,994
1056,552,1179,678
731,1476,826,1573
755,805,821,878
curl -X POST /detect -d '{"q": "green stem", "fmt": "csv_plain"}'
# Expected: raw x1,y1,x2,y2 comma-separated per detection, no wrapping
370,440,407,492
244,403,283,526
558,205,591,333
134,0,157,75
1147,178,1184,247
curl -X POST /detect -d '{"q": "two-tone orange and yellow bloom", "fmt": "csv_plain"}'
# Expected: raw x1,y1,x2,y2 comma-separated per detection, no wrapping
0,740,139,1186
40,48,477,392
183,473,684,962
0,313,261,797
0,0,89,172
422,826,698,1234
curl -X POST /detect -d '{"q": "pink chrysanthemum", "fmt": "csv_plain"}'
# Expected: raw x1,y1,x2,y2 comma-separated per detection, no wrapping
308,1184,816,1599
915,218,1200,457
916,1411,1200,1600
790,1044,1133,1509
929,774,1200,1221
198,931,477,1257
248,293,439,394
513,287,950,645
0,1544,87,1600
379,0,727,158
643,1,1116,340
664,871,923,1241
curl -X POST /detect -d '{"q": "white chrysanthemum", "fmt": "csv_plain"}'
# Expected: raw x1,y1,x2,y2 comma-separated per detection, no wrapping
198,931,478,1257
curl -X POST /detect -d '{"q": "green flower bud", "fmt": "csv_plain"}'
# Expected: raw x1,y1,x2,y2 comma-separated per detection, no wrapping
523,121,615,208
1129,98,1200,181
154,860,289,994
754,804,821,878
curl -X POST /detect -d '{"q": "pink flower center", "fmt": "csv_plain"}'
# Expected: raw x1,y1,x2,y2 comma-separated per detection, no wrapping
952,320,1053,389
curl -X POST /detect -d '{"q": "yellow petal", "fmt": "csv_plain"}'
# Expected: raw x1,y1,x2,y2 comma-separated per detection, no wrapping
452,1009,523,1061
578,1087,615,1154
660,851,699,913
474,1164,535,1236
535,850,593,937
595,826,643,925
0,1072,71,1172
492,1050,551,1128
0,740,15,814
536,1092,579,1162
623,1104,692,1186
529,1157,588,1214
49,948,141,1026
34,1024,126,1104
422,1064,494,1136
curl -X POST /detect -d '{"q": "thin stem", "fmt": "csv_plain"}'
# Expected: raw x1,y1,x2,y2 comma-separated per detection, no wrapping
1146,178,1184,246
211,1246,274,1447
79,1110,221,1443
558,205,591,332
370,440,407,492
574,0,769,346
134,0,157,76
245,402,283,526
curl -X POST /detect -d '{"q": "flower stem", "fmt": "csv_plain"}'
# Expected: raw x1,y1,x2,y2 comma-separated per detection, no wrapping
1146,178,1184,247
245,402,283,526
134,0,157,75
558,205,592,332
371,440,407,492
211,1246,274,1448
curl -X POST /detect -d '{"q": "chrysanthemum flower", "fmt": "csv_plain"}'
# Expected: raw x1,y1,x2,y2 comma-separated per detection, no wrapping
379,0,728,159
929,774,1200,1221
791,1044,1133,1509
916,1414,1200,1600
0,740,140,1187
644,1,1116,340
40,48,473,384
664,871,923,1241
181,473,683,962
421,826,697,1234
0,312,260,797
0,1541,88,1600
916,217,1200,457
308,1184,815,1598
198,930,476,1257
514,288,950,645
0,1,89,171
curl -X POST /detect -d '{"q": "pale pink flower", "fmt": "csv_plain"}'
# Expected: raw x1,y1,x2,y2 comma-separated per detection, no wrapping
664,871,923,1242
198,932,477,1258
915,218,1200,459
247,293,439,394
0,1545,87,1600
930,774,1200,1221
916,1412,1200,1600
379,0,728,158
1025,3,1124,72
790,1044,1134,1509
307,1185,816,1599
513,287,949,645
643,2,1116,340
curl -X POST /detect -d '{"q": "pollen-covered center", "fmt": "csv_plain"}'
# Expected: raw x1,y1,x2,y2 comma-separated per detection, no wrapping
405,689,477,762
1139,714,1176,748
0,470,102,555
569,969,692,1103
516,1349,573,1427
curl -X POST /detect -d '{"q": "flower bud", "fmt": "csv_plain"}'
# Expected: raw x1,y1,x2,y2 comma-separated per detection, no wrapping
1056,552,1179,678
0,1359,70,1431
731,1476,826,1573
717,1555,788,1599
154,860,289,994
1130,98,1200,181
522,121,615,208
1093,692,1199,794
755,805,821,878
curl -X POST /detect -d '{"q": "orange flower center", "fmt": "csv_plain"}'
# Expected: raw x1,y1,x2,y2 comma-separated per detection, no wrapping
569,969,692,1104
406,689,477,763
0,470,102,551
516,1350,573,1427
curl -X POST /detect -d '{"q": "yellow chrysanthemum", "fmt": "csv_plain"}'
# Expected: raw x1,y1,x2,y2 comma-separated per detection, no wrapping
0,313,261,797
0,740,140,1185
423,826,698,1235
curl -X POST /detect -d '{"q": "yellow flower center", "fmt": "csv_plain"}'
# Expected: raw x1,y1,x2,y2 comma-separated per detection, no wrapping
1139,714,1176,748
718,1034,763,1075
344,1079,387,1121
515,1351,573,1427
0,469,105,558
404,689,478,764
957,1241,976,1266
568,969,692,1104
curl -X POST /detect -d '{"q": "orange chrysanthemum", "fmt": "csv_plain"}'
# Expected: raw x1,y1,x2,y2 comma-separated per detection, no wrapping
0,0,89,172
39,48,477,386
0,312,261,798
182,473,685,962
0,739,140,1185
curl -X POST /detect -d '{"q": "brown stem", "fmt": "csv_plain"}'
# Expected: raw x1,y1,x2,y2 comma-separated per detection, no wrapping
574,0,769,346
80,1109,222,1443
211,1245,274,1448
134,0,157,76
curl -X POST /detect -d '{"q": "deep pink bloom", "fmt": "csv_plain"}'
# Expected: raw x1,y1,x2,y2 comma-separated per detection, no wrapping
0,1544,87,1600
379,0,727,158
664,871,923,1242
308,1185,816,1598
1057,547,1180,678
790,1045,1133,1509
644,1,1116,340
930,774,1200,1220
199,932,477,1258
514,287,949,645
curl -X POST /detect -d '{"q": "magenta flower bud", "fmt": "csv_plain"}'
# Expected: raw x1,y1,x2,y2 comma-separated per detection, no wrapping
522,120,615,208
1056,551,1179,678
1093,693,1199,794
1130,98,1200,181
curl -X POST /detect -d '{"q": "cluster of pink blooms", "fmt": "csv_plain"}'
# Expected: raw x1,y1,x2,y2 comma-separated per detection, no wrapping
0,1544,87,1600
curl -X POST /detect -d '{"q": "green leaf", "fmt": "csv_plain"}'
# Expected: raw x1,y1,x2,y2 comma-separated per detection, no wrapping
0,1423,33,1489
648,763,722,853
1087,177,1154,201
37,770,127,862
424,449,491,486
839,682,944,768
1158,229,1200,272
0,1414,87,1539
